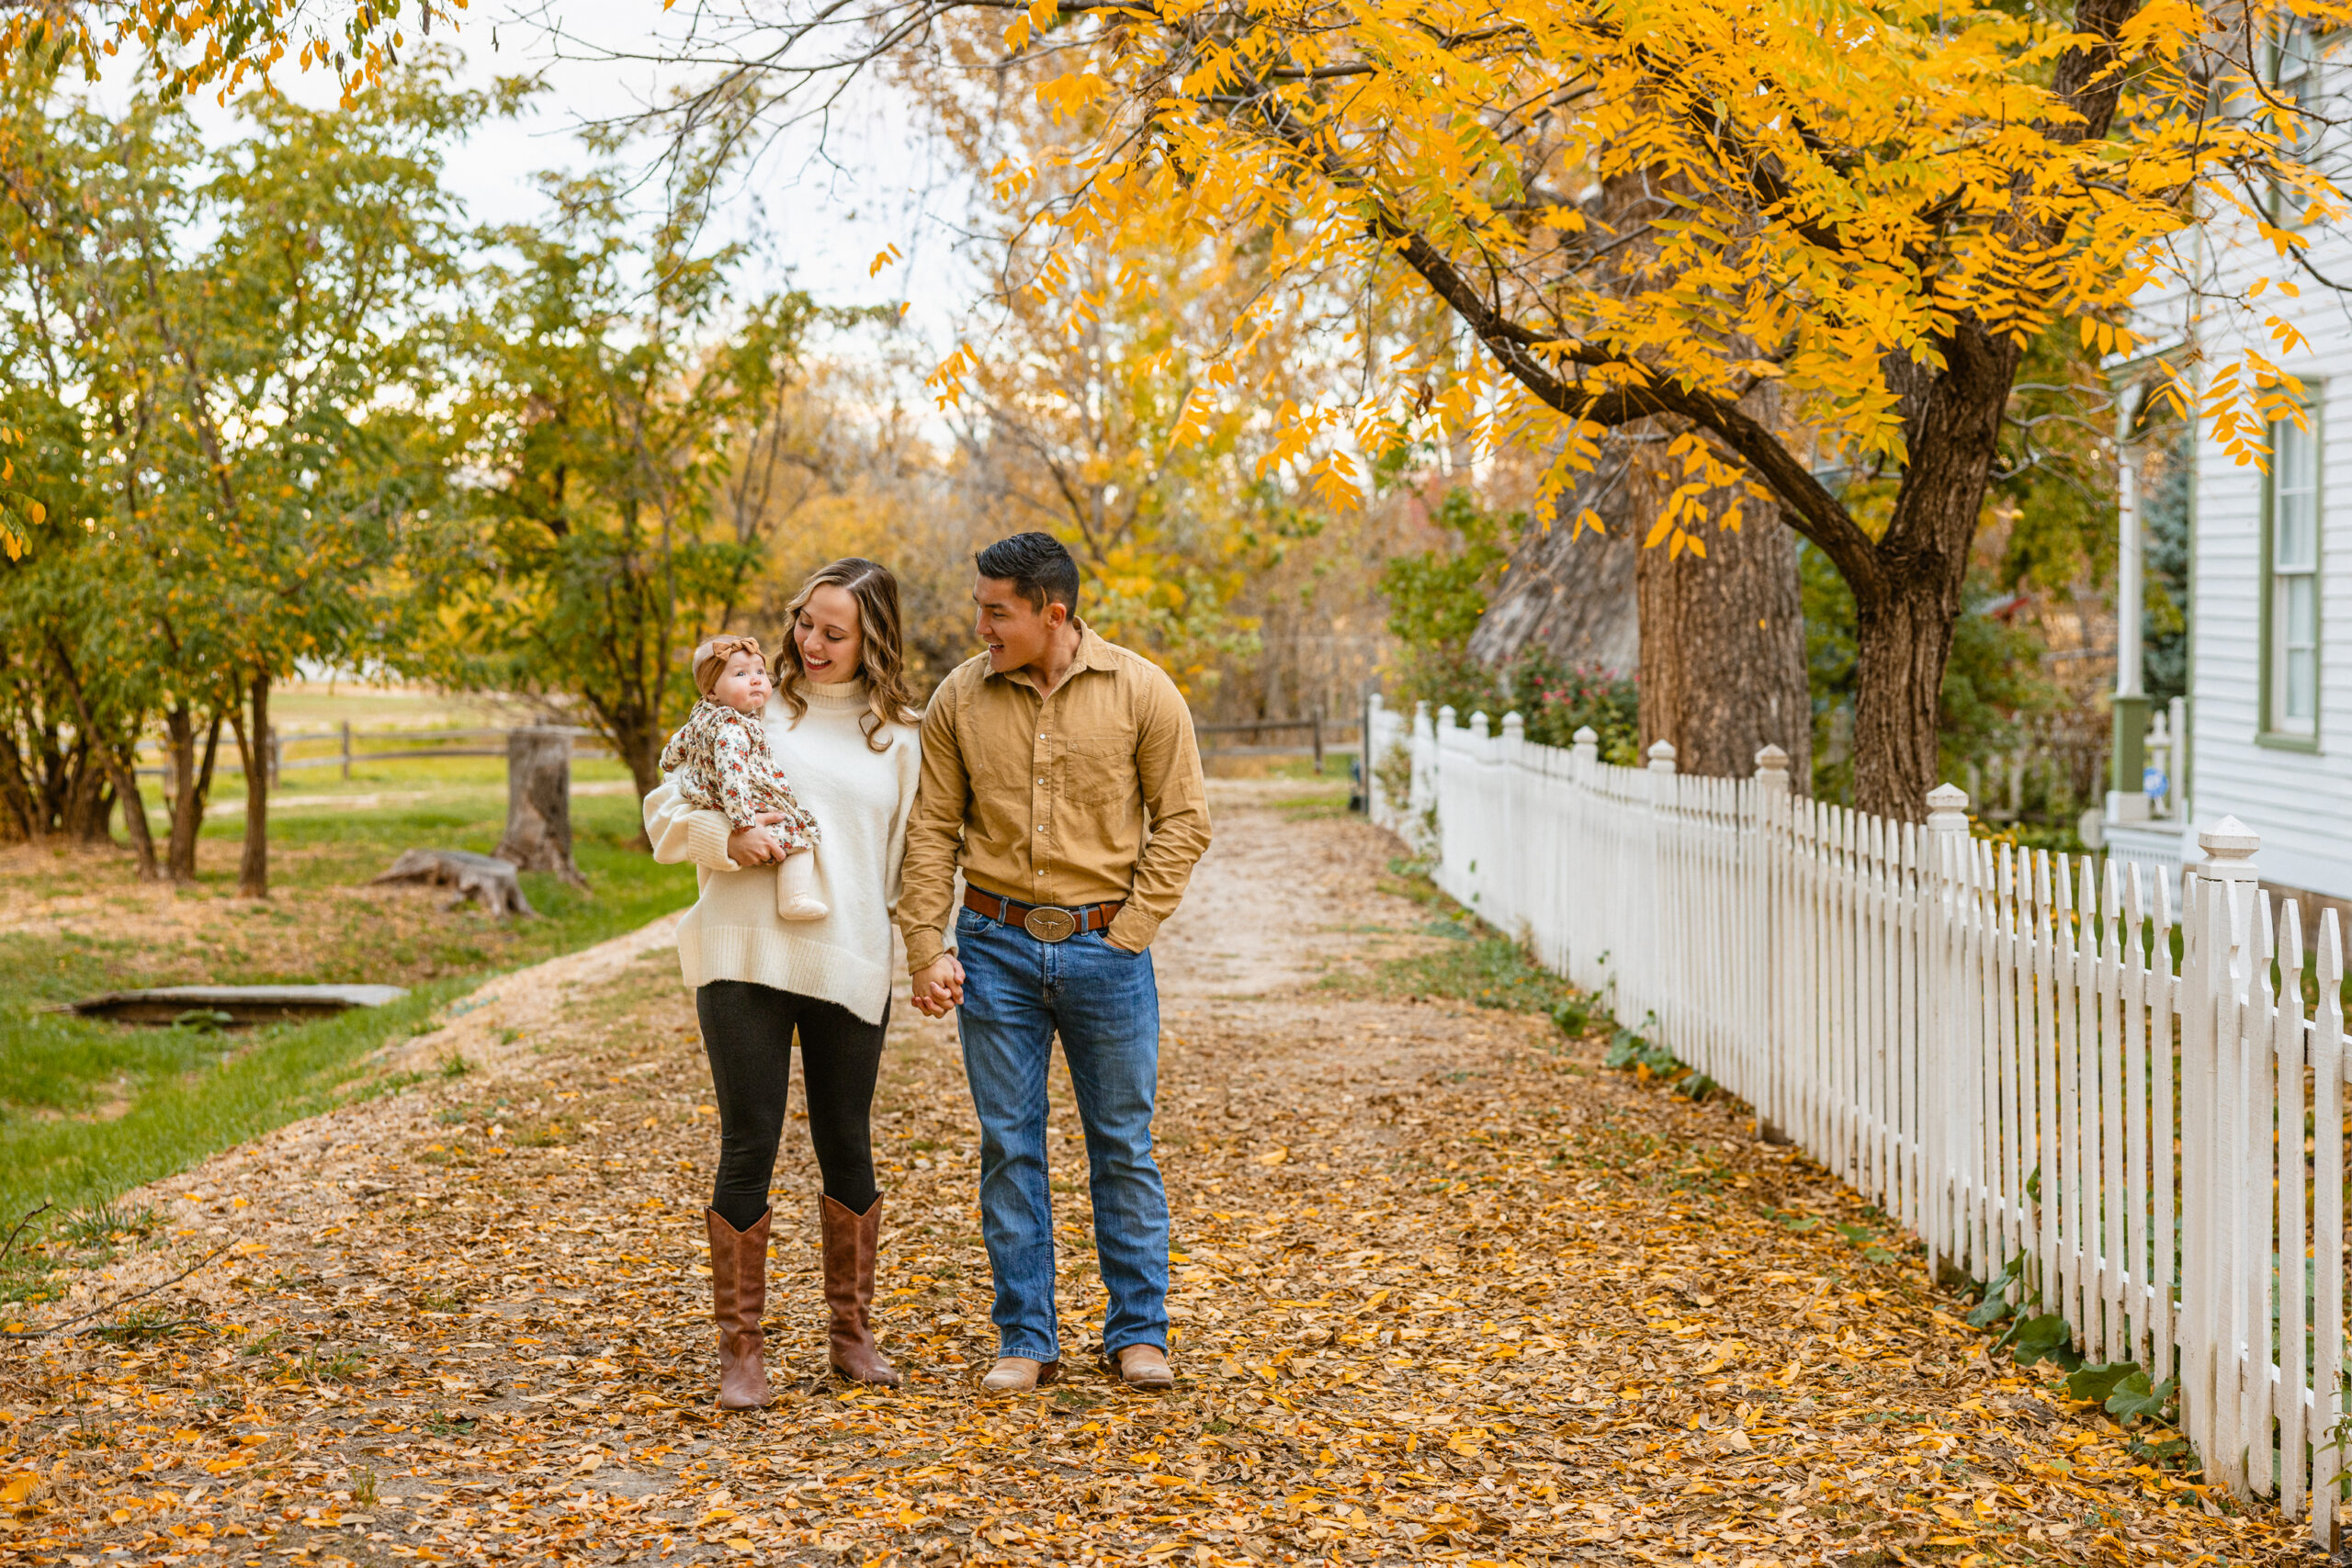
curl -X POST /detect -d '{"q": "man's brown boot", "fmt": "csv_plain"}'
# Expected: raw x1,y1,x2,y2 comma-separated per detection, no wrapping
981,1357,1060,1393
705,1208,772,1410
1109,1344,1174,1392
820,1194,901,1387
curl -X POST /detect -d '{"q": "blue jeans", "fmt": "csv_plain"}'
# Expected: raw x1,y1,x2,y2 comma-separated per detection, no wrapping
955,904,1169,1362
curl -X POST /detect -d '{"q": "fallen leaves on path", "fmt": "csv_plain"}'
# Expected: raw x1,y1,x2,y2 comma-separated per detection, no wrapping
0,797,2316,1565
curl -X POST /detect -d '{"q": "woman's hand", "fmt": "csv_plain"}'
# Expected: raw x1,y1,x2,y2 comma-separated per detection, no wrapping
910,954,966,1017
727,811,792,866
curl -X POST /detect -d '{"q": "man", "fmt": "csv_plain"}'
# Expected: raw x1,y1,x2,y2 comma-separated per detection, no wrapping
901,531,1211,1393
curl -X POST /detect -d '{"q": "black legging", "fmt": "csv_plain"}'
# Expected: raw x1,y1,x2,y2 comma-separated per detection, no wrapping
696,979,887,1229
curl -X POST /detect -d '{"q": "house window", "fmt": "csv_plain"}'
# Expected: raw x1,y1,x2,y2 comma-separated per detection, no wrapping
2269,412,2320,736
2271,18,2323,227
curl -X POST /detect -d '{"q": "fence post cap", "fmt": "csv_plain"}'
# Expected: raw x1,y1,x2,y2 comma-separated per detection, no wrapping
1925,782,1971,829
1435,705,1455,728
1646,739,1678,774
2197,815,2261,874
1754,743,1789,772
1572,725,1599,745
1500,711,1525,739
1415,700,1431,721
1469,710,1490,738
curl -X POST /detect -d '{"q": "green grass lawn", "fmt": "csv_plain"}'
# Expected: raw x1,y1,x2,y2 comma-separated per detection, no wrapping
171,678,533,740
0,762,695,1293
176,746,635,808
1319,856,1586,1016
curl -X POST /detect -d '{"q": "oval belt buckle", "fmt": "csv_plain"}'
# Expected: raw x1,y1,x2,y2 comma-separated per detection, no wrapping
1023,905,1078,943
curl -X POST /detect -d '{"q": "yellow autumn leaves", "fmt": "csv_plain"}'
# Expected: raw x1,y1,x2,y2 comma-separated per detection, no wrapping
949,0,2346,503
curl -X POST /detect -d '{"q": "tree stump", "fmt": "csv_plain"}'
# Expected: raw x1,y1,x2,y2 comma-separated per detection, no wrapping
495,728,584,885
370,849,539,919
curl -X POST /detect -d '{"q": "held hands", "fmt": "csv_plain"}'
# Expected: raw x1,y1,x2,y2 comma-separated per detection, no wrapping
910,954,967,1017
726,810,793,866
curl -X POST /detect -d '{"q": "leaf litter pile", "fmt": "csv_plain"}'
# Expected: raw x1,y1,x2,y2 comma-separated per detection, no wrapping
0,785,2318,1565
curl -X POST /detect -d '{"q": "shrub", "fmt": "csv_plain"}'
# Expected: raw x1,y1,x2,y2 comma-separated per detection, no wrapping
1510,652,1640,763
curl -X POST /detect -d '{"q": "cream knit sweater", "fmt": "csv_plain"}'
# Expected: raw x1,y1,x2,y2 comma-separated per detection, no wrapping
643,679,922,1024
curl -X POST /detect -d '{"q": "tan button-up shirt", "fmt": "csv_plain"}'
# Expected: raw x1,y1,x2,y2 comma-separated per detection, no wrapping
899,624,1211,969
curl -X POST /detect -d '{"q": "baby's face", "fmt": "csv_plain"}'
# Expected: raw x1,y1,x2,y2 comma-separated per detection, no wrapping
709,652,771,715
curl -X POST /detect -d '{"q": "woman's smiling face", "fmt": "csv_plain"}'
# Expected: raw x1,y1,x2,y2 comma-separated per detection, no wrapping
795,583,865,685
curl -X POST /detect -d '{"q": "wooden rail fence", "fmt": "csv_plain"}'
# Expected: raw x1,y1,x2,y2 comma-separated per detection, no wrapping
1193,714,1360,772
134,725,609,788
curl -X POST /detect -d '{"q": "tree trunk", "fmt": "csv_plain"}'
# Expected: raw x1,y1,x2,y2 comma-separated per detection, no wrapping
41,732,92,838
0,643,39,843
65,762,111,845
104,740,157,874
164,706,198,882
1841,325,2015,819
496,728,586,884
232,672,270,898
1847,576,1955,819
0,729,38,844
619,725,663,852
164,705,222,884
1626,427,1812,784
1508,171,1811,784
46,631,159,880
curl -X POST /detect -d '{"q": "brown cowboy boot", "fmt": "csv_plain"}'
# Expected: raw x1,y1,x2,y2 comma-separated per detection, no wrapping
981,1356,1060,1393
705,1208,772,1410
1105,1343,1173,1391
820,1194,901,1387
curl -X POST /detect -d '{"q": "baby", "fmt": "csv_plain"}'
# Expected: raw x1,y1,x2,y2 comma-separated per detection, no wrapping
661,634,828,920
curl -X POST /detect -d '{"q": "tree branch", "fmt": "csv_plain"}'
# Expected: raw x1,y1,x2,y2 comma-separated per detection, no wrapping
1,1244,230,1340
0,1202,51,1268
1369,210,1883,595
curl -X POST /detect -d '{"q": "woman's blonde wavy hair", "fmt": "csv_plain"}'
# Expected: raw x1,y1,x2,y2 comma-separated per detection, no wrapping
773,558,921,750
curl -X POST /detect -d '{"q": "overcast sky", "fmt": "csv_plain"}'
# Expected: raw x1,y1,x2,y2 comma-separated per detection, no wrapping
133,0,977,345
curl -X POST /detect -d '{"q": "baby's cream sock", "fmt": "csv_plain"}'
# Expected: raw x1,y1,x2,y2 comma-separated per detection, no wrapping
777,848,828,921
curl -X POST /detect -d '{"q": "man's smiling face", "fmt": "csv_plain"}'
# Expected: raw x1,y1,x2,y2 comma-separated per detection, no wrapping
974,574,1057,675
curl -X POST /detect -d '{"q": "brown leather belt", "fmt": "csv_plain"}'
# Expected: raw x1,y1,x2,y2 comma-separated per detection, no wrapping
963,886,1124,943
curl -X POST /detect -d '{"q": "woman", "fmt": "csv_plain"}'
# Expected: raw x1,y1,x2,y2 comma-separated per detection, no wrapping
643,558,924,1407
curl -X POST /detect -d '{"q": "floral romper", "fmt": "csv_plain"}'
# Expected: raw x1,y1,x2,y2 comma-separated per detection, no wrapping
659,700,821,851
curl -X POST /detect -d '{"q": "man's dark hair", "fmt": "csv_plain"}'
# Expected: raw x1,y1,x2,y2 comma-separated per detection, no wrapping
976,532,1081,615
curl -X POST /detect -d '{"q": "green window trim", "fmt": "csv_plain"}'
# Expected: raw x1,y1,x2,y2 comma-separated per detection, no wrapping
2258,396,2324,747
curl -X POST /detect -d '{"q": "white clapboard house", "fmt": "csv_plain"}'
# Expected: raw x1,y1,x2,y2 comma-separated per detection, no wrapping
2102,17,2352,914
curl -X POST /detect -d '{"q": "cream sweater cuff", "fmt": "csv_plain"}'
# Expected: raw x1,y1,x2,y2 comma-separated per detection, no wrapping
688,812,741,872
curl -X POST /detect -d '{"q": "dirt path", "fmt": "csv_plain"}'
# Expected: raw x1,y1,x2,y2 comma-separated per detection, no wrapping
0,784,2311,1565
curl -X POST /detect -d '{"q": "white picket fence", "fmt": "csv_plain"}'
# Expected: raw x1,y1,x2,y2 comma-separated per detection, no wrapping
1368,694,2348,1545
